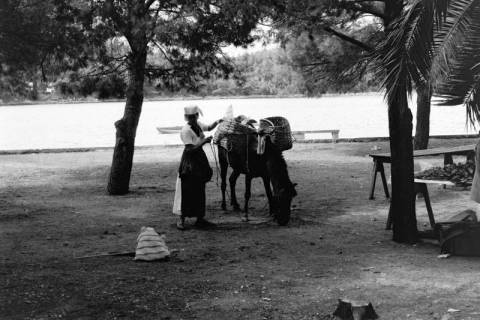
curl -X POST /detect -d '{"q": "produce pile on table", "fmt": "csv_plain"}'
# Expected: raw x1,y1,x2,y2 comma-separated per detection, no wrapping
414,161,475,187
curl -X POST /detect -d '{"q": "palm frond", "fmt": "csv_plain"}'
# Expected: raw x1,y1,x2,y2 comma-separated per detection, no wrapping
431,0,480,126
375,0,443,108
431,0,480,86
464,76,480,125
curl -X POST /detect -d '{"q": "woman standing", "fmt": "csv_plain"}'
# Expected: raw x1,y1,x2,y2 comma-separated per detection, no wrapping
177,105,222,230
471,139,480,204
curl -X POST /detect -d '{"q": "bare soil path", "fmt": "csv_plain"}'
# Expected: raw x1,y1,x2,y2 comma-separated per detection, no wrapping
1,139,479,320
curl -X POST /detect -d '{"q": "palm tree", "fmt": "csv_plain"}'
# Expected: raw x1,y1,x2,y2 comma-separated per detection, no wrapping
377,0,480,242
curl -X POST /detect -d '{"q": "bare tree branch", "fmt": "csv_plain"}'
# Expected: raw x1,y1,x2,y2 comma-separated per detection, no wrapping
145,0,156,10
82,60,128,78
323,26,373,51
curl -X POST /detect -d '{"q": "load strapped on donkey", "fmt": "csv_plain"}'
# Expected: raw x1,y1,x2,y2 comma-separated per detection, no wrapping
213,115,297,226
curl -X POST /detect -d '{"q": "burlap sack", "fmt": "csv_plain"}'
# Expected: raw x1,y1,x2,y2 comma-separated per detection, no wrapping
134,227,170,261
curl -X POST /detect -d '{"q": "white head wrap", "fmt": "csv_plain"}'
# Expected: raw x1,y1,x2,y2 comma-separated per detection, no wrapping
184,105,203,116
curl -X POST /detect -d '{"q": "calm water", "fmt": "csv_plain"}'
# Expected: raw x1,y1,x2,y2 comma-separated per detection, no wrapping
0,95,475,150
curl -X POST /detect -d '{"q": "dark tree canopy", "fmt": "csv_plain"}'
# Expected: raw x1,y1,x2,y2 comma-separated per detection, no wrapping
270,0,384,94
70,0,268,91
0,1,93,74
284,25,382,95
0,0,105,100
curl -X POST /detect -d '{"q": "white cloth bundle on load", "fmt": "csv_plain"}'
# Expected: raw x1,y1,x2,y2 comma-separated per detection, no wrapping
224,104,234,119
134,227,170,261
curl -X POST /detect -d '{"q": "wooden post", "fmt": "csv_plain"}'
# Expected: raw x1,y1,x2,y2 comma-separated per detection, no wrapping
332,130,339,143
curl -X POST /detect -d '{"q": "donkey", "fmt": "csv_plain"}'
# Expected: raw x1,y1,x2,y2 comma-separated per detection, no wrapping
259,133,298,225
217,127,297,225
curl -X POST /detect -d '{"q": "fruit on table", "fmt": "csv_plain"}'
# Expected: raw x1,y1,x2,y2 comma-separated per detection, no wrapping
414,161,475,187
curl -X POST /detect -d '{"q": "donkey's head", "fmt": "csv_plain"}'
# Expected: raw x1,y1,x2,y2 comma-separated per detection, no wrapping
275,182,297,226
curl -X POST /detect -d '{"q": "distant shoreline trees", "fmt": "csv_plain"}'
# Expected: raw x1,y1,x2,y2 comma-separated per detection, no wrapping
1,46,381,103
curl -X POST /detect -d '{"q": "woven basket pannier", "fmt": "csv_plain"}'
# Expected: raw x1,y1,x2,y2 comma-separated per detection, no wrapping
260,116,292,151
214,119,256,152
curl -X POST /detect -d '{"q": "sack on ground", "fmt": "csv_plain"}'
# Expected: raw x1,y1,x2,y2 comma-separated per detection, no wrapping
172,176,181,215
134,227,170,261
438,219,480,256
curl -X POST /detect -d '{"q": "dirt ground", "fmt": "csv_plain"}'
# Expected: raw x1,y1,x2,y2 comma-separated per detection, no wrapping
2,139,480,320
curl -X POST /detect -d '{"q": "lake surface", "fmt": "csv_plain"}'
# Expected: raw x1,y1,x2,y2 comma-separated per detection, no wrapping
0,95,476,150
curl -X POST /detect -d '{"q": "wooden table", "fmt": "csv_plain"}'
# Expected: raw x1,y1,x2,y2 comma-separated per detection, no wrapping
368,144,475,200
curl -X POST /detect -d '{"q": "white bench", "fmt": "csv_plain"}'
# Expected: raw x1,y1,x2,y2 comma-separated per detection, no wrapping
292,130,340,143
157,126,341,143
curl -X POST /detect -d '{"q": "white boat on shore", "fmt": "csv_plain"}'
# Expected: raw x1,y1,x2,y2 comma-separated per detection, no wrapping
156,126,182,134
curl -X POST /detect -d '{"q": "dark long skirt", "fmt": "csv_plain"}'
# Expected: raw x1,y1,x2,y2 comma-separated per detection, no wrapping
180,176,206,218
178,145,212,219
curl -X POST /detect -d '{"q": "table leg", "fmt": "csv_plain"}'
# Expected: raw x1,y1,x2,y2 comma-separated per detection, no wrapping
369,160,379,200
369,160,390,200
378,162,390,199
444,154,453,165
467,151,475,162
386,201,392,230
415,183,436,229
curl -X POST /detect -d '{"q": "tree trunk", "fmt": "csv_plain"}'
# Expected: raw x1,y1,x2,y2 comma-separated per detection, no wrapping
30,71,39,100
107,51,147,195
414,83,432,150
106,1,149,195
389,102,418,243
385,0,418,243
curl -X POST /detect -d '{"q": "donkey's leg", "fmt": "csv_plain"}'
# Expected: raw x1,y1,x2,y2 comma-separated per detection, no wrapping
262,175,275,216
219,150,228,211
243,175,252,221
229,170,241,211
